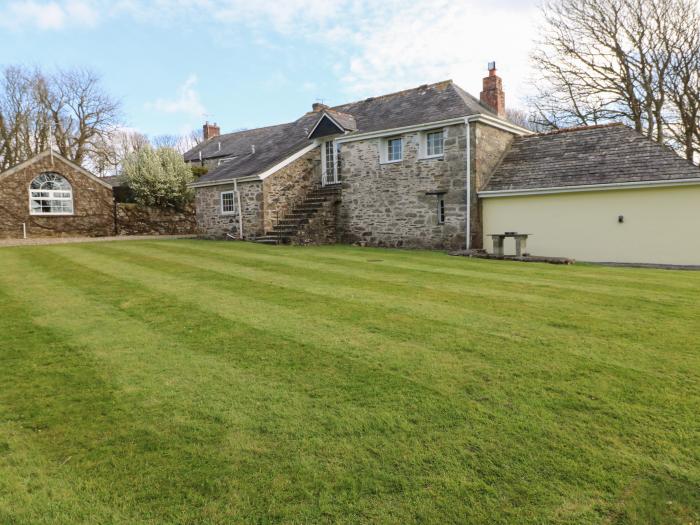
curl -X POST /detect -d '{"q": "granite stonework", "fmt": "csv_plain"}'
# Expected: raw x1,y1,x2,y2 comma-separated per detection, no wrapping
262,151,319,232
0,154,114,239
115,204,197,236
470,122,516,249
290,197,340,245
193,121,518,249
195,181,264,238
337,124,471,250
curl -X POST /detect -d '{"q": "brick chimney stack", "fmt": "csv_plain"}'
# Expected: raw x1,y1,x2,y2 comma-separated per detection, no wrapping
480,62,506,118
312,102,329,112
203,122,220,141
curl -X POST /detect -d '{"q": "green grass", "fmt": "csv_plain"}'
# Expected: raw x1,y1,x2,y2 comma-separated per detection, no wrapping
0,240,698,524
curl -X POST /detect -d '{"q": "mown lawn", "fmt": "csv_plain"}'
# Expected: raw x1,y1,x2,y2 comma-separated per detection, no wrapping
0,240,698,524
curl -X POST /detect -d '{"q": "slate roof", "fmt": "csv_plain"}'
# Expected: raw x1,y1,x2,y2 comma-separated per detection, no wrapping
186,115,319,185
327,80,496,134
483,124,700,192
323,110,357,132
187,80,501,185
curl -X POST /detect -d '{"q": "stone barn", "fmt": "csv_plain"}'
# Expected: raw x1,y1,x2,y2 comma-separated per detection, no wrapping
0,150,114,239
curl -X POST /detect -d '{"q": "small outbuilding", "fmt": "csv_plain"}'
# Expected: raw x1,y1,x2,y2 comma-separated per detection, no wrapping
0,150,115,239
480,124,700,265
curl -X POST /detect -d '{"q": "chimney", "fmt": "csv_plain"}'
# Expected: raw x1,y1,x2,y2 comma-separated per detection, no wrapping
480,62,506,118
203,122,220,141
312,102,329,112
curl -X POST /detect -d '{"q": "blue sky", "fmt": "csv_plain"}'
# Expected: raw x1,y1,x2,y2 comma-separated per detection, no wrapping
0,0,539,138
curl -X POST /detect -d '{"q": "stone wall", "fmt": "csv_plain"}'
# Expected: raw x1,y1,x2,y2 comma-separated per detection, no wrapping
470,122,516,249
115,204,197,236
194,181,264,239
190,122,517,248
336,122,517,250
337,123,469,250
291,198,340,245
0,154,114,239
262,150,320,231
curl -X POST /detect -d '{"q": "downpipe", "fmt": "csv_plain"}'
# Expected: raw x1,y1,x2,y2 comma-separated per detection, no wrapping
465,117,473,251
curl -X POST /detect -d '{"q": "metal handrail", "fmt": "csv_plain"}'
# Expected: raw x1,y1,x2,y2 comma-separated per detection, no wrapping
321,169,339,186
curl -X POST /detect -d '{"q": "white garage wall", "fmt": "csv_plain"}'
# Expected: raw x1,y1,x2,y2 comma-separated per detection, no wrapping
481,185,700,265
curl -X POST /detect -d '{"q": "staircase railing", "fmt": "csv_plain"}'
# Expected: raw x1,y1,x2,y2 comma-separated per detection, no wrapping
321,169,340,186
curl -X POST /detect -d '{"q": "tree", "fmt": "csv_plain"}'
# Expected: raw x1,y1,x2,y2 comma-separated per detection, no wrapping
122,146,194,209
151,131,202,154
0,67,50,170
0,65,121,171
505,108,545,132
530,0,700,160
91,128,150,178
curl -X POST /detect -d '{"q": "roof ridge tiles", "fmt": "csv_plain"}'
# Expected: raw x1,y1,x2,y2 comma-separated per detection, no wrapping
529,123,626,138
330,80,453,110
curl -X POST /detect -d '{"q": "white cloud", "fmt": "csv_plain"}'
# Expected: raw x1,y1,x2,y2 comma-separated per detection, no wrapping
327,0,539,108
0,0,99,30
2,0,540,111
147,75,206,119
4,1,66,29
65,0,99,26
108,0,342,32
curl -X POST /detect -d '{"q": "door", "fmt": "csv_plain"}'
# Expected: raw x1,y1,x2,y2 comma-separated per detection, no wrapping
322,141,339,185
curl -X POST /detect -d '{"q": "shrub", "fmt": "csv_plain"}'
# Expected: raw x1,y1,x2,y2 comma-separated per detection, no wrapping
122,147,194,209
191,166,208,178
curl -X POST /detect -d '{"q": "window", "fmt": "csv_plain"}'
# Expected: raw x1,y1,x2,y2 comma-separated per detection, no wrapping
324,141,335,170
426,130,444,157
322,141,339,185
387,137,403,162
437,196,446,224
221,191,236,214
29,173,73,215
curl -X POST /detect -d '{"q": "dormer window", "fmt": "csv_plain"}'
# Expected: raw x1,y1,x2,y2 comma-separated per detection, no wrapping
308,111,357,140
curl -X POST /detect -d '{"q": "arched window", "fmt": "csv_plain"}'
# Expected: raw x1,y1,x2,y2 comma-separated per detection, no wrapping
29,173,74,215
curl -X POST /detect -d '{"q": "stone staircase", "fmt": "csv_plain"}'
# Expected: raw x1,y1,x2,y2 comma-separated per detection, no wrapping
254,185,341,245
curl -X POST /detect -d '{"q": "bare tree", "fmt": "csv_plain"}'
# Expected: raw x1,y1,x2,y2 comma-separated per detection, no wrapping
184,128,204,150
663,0,700,160
90,128,150,177
0,65,121,171
37,68,121,164
530,0,700,160
506,108,546,132
150,132,203,154
151,134,182,150
0,67,51,170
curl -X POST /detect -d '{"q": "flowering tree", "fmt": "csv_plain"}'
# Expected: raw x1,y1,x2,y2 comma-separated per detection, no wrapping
122,146,194,209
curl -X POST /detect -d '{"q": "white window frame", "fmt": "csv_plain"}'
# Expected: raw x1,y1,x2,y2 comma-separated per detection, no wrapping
28,173,74,216
420,128,445,159
220,190,237,215
321,140,339,185
380,136,403,164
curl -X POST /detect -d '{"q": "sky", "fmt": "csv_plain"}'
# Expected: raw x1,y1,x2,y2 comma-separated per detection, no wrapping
0,0,541,138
